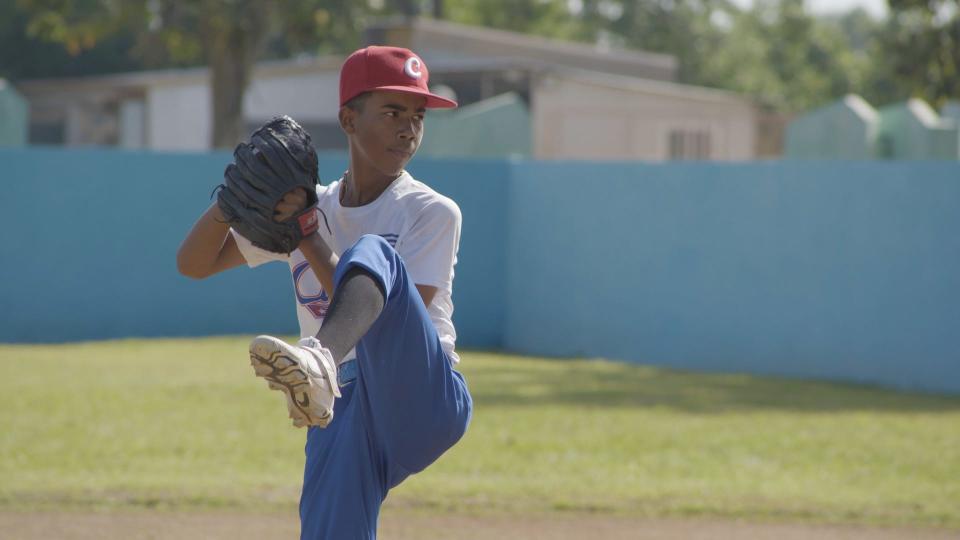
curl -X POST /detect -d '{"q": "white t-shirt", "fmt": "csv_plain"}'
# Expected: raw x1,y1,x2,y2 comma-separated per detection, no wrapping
231,171,462,363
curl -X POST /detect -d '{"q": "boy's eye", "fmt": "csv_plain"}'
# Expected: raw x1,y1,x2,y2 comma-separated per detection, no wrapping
414,115,424,121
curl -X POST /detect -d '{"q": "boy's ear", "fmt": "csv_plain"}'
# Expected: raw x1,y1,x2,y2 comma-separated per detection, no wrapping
339,107,356,134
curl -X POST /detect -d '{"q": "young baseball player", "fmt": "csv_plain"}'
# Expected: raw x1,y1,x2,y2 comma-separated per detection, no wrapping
176,46,472,539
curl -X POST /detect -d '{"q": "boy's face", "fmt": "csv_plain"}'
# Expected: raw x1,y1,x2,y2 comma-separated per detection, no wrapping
343,90,427,176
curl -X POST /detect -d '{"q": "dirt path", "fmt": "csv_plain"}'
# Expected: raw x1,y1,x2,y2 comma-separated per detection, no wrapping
0,510,955,540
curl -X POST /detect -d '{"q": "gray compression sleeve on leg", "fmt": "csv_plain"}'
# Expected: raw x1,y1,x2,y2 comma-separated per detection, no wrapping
315,266,386,364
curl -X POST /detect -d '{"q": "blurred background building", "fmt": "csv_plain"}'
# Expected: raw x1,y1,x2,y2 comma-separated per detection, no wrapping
15,18,757,161
0,79,28,146
7,1,959,162
786,94,960,159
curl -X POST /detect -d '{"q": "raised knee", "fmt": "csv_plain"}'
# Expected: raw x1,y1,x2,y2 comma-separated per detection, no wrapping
356,234,394,253
353,234,402,271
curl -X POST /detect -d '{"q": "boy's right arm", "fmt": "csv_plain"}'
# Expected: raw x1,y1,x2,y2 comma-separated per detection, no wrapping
177,203,246,279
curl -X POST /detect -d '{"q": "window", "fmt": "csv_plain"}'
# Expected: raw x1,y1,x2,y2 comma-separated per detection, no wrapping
668,129,711,160
29,121,65,145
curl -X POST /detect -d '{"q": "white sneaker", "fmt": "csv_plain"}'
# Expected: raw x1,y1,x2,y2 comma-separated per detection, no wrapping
249,335,341,428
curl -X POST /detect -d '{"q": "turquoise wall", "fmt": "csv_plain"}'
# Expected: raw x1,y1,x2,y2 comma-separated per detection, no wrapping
504,161,960,394
2,148,959,393
2,148,294,340
0,148,508,347
407,157,511,347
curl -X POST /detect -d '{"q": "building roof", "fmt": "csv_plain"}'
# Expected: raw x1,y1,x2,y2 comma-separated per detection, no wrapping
367,17,677,82
550,67,753,107
0,78,28,107
16,19,741,113
906,98,943,128
16,55,345,95
878,98,949,129
843,94,878,123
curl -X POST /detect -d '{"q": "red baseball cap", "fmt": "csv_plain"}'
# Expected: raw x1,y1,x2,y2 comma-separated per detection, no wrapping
339,46,458,109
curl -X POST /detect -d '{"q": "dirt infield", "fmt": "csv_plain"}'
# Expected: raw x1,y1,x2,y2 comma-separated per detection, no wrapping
0,510,956,540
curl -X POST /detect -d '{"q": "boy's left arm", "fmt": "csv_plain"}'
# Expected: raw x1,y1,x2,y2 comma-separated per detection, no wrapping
279,191,459,308
398,198,462,308
416,285,438,307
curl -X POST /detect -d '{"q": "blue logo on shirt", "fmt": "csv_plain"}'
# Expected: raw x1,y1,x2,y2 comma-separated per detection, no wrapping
292,261,329,318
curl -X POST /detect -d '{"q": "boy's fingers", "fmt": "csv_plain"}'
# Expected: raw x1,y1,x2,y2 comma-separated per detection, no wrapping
286,188,307,204
273,188,310,221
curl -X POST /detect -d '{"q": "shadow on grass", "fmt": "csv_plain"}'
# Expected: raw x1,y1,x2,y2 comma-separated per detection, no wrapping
464,356,960,413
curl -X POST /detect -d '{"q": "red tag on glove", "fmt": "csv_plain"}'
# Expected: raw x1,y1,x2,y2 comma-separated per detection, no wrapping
297,208,319,236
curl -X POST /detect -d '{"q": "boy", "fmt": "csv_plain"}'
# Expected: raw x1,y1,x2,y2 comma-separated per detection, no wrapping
176,46,472,539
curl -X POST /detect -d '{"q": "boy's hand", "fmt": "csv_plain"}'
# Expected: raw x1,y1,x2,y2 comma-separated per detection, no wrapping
216,115,320,254
274,188,309,222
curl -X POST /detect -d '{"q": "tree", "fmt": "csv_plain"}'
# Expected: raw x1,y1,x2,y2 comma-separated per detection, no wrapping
877,0,959,107
8,0,889,133
201,2,274,148
14,0,394,148
17,0,269,147
579,0,730,85
692,0,862,112
0,1,142,80
441,0,581,40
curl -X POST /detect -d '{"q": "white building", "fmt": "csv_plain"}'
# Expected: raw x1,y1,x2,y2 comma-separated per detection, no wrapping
17,17,757,161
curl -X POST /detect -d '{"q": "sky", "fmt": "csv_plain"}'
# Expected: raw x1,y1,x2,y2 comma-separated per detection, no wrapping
729,0,889,18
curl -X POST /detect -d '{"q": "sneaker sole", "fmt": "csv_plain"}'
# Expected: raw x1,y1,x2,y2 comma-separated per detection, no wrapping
249,335,332,427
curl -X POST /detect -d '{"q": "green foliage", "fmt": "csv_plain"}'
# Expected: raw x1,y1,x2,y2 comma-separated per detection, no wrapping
585,0,728,84
15,0,147,56
0,2,141,80
694,0,870,112
877,0,960,107
264,0,403,59
5,0,407,145
442,0,581,40
1,1,400,78
3,0,957,117
436,0,887,114
1,338,958,527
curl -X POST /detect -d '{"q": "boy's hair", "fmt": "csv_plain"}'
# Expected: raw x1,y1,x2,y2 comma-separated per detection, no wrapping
344,92,372,112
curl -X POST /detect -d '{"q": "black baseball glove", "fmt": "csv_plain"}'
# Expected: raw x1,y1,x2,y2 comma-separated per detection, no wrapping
216,115,321,254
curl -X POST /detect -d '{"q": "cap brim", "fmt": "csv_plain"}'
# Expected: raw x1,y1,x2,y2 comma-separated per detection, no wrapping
373,85,458,109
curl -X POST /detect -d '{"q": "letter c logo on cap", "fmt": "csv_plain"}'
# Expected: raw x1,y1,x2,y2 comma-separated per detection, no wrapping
404,57,423,79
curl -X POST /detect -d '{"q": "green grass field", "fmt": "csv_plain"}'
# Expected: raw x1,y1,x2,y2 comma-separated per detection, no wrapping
1,337,958,529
